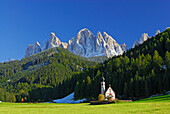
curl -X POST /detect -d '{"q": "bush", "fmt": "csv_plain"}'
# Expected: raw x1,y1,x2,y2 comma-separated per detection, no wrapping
21,98,24,102
98,94,105,102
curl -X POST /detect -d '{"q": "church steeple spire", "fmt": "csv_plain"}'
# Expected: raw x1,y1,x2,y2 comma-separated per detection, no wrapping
101,77,105,95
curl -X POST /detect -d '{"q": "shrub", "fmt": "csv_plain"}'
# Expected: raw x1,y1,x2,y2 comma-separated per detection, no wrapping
98,94,105,102
21,98,24,103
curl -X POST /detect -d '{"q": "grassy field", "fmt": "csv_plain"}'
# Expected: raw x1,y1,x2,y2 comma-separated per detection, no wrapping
0,95,170,114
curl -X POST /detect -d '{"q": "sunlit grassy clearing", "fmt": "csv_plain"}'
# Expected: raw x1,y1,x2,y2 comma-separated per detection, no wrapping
0,95,170,114
0,102,169,114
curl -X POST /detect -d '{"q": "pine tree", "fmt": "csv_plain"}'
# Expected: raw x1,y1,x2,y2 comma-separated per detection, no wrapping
165,51,170,69
134,72,140,97
74,81,79,99
153,50,164,73
165,38,170,52
79,80,85,98
123,83,128,98
85,76,92,97
129,78,134,97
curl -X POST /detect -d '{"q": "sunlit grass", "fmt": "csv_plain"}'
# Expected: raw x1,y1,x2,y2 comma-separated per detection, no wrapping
0,95,170,114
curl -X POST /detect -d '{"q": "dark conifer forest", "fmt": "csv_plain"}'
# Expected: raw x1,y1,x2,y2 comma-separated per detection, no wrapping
74,28,170,100
0,28,170,102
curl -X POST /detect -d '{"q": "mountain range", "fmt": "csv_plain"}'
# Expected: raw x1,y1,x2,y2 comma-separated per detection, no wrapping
25,28,161,58
25,28,127,58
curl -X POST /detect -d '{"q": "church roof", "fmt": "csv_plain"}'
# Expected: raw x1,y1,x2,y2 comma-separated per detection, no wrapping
105,87,115,94
101,76,105,82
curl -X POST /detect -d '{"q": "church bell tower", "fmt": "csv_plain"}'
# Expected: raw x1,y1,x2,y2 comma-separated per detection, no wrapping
101,77,105,95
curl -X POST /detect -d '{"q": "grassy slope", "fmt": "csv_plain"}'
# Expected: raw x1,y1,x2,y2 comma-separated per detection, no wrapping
0,95,170,114
134,95,170,102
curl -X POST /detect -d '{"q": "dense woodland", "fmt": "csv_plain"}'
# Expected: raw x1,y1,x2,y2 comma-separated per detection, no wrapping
0,28,170,102
0,47,96,102
73,28,170,100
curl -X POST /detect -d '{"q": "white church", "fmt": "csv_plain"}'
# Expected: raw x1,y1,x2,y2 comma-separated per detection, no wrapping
101,77,115,101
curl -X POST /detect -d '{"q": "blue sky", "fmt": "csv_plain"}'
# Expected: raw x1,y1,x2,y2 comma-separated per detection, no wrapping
0,0,170,62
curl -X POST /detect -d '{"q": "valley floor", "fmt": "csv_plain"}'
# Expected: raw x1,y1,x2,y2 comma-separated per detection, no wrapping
0,101,170,114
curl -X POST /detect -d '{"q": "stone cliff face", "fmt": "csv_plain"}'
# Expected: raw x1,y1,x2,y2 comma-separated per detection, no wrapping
155,29,160,36
25,41,41,57
25,28,126,58
68,28,96,57
25,32,68,57
68,28,124,58
131,33,149,49
42,32,67,50
120,43,127,52
139,33,149,44
131,40,139,49
60,42,68,49
131,30,161,49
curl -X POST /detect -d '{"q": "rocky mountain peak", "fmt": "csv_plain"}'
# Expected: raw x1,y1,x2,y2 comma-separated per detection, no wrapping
25,28,126,58
103,32,108,36
50,32,55,37
97,31,102,37
25,41,41,57
78,28,92,35
42,32,67,51
155,30,161,36
49,33,61,48
68,28,124,58
35,41,40,46
76,28,94,40
139,33,149,44
103,32,116,43
103,32,109,41
131,33,149,49
131,40,140,49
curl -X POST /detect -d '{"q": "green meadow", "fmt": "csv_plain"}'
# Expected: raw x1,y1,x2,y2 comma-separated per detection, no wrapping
0,95,170,114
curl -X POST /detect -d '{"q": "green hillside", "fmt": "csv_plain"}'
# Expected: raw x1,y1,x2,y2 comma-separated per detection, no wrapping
74,28,170,100
0,47,97,102
135,95,170,102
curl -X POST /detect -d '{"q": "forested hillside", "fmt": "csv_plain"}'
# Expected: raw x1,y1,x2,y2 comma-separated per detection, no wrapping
73,28,170,100
0,47,97,102
1,28,170,102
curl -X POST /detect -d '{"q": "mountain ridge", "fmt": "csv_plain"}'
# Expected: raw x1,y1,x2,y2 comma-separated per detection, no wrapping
131,30,161,49
25,28,127,58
